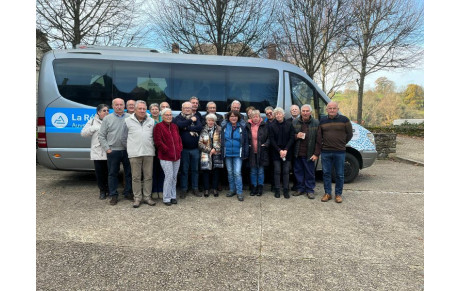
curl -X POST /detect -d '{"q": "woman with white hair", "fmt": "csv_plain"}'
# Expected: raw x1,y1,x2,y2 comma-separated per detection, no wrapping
153,108,183,206
269,107,295,199
198,113,223,197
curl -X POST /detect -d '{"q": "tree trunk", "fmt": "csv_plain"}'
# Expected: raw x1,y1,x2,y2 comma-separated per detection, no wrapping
357,69,366,125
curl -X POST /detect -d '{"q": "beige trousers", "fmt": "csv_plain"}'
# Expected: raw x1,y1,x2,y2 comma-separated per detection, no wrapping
129,156,153,201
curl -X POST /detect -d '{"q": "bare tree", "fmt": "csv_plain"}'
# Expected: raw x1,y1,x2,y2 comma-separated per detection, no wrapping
342,0,424,124
274,0,351,90
149,0,275,56
36,0,149,49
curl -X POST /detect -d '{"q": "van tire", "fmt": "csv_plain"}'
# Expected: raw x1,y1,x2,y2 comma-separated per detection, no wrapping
332,152,360,184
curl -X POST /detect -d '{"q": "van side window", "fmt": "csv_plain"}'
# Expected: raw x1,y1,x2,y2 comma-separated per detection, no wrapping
113,61,171,106
172,64,226,111
228,67,278,113
54,59,113,106
289,73,326,119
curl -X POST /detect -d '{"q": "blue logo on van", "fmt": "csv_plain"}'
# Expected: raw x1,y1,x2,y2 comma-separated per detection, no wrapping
45,108,101,133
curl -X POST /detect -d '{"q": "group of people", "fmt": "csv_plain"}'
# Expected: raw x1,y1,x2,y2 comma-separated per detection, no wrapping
81,96,353,208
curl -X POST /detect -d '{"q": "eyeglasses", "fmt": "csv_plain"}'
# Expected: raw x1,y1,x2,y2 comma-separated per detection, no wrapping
266,112,273,115
101,109,109,112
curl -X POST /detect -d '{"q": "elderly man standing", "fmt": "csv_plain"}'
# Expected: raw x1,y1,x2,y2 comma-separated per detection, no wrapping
292,104,319,199
160,101,170,111
288,104,300,121
99,98,133,206
313,101,353,203
202,101,223,126
173,101,203,198
126,99,136,115
121,100,156,208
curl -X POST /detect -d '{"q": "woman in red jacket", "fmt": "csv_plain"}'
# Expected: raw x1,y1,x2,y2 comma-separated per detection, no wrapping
153,108,183,206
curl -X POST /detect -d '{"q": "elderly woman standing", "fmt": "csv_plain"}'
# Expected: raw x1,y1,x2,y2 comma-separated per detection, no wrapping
198,113,223,197
269,107,295,199
149,103,164,199
222,110,249,201
149,103,161,122
246,110,270,196
153,108,183,206
81,104,110,199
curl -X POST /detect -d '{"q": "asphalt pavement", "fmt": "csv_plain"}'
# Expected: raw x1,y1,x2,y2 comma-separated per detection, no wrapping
36,142,424,291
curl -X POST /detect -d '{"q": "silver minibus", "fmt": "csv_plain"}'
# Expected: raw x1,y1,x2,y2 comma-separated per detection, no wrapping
37,45,377,182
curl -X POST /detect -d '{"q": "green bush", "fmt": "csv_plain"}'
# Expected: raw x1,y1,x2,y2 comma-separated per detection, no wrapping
366,122,424,137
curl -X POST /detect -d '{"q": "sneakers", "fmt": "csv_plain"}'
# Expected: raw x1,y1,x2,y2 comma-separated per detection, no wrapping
99,192,107,200
133,199,141,208
335,195,343,203
109,196,118,205
292,191,302,196
321,194,332,202
143,198,156,206
306,193,315,199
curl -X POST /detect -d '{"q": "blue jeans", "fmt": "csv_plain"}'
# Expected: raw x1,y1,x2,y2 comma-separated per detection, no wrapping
226,157,243,194
250,166,264,186
107,150,132,197
321,151,346,196
294,157,316,193
180,148,200,191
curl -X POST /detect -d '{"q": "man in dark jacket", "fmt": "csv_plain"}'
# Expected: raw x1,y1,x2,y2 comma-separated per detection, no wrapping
201,101,224,126
292,104,319,199
173,101,203,198
313,101,353,203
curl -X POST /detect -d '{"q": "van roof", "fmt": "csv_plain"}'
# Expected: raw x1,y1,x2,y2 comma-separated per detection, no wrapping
50,45,306,75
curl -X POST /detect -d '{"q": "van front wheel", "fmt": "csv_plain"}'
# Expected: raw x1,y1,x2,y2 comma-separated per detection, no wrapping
332,153,360,184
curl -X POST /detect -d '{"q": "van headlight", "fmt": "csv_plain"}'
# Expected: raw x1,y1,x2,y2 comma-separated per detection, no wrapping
367,132,375,146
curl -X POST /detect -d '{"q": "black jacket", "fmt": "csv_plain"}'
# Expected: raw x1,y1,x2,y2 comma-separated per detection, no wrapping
269,119,295,161
246,121,270,167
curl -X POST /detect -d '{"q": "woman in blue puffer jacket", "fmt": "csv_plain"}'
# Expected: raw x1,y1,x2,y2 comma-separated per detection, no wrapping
221,110,249,201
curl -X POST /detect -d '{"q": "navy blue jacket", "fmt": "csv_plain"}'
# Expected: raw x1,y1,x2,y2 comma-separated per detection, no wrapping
173,114,203,149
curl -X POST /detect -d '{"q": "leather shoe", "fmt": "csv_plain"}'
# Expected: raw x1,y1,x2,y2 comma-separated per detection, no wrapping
204,190,209,197
163,202,172,206
321,194,332,202
306,193,315,199
335,195,343,203
179,190,186,199
109,196,118,205
171,199,177,204
226,192,236,197
237,195,244,201
133,199,141,208
99,193,107,200
143,198,156,206
192,189,202,197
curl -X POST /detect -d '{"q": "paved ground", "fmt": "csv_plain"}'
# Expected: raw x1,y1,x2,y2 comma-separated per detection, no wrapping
395,135,424,165
36,152,424,290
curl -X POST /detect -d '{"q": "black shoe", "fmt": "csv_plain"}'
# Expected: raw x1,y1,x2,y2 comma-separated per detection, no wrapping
306,193,315,199
237,195,244,201
283,188,290,199
171,199,177,204
257,185,263,196
109,196,118,205
192,189,202,197
226,192,236,197
250,186,257,196
211,189,219,197
274,188,280,198
124,193,134,201
204,190,209,197
179,190,186,199
164,202,172,206
99,193,106,200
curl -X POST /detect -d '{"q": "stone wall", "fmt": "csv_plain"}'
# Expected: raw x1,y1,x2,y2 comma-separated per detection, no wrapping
374,133,397,159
